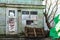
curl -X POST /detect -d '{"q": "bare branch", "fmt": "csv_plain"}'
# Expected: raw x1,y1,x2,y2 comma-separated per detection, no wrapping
50,8,58,23
48,0,58,20
48,5,56,19
43,0,48,17
45,0,47,14
50,0,58,23
47,0,52,15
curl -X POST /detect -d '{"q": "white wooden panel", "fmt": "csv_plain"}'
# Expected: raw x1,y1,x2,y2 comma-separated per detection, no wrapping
6,8,17,34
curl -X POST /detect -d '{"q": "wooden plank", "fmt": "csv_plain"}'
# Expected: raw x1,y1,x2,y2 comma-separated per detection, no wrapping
25,27,45,37
34,28,37,37
0,3,45,9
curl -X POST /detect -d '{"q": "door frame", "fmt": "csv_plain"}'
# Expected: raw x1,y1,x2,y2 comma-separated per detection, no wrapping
6,8,17,34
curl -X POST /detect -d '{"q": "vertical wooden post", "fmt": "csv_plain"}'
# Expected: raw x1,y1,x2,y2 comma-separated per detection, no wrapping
34,28,37,37
25,27,28,37
41,28,45,37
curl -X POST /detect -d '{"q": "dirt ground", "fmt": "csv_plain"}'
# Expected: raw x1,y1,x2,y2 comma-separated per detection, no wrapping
0,37,51,40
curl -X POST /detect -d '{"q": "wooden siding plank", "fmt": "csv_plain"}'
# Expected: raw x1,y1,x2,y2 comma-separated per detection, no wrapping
0,4,45,9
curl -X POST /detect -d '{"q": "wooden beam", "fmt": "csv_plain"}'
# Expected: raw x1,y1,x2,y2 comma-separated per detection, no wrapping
0,4,45,9
0,3,6,6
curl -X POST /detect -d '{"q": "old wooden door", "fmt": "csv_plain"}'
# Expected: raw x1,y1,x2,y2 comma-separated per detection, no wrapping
6,8,17,34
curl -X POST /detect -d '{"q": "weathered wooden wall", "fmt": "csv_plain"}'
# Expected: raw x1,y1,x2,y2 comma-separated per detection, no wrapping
0,7,6,34
0,0,45,34
18,8,44,33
